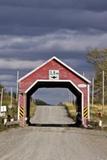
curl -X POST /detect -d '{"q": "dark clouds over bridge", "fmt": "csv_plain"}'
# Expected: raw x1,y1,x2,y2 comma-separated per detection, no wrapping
0,0,107,103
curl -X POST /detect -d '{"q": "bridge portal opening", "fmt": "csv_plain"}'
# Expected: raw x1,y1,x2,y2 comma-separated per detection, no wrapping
25,81,83,126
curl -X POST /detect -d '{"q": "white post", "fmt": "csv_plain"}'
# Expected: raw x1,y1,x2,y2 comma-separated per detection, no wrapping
87,84,90,121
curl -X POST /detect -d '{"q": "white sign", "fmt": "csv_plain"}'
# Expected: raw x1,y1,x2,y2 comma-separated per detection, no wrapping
0,106,7,113
49,70,59,80
0,112,6,117
78,84,87,88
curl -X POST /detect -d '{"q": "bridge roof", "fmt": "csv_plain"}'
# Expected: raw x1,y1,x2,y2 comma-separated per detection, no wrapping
18,56,91,84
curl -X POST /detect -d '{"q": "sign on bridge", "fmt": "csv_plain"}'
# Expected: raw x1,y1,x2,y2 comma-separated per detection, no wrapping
49,70,59,80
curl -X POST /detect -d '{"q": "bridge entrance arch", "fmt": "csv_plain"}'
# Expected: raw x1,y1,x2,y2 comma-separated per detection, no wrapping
18,57,90,127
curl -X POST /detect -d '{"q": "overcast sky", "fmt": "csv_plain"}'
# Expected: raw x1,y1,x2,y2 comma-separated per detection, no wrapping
0,0,107,104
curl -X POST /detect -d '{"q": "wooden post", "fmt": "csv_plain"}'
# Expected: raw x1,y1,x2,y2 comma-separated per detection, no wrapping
16,71,19,101
10,88,13,108
0,88,3,107
102,71,104,117
91,77,94,108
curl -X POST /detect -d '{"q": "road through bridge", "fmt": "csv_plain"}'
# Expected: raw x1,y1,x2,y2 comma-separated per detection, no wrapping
0,105,107,160
30,105,75,125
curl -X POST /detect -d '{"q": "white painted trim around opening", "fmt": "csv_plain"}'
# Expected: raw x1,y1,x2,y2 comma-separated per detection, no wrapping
25,79,84,122
25,79,82,94
18,94,20,120
87,84,90,120
81,92,84,124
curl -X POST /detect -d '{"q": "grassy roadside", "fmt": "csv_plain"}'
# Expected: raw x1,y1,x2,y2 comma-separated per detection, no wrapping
64,102,107,129
64,102,76,121
0,92,18,131
90,104,107,129
0,117,19,132
0,99,36,132
30,100,36,117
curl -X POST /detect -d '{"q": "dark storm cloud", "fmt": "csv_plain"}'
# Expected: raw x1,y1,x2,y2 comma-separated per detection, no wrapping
0,3,107,35
0,29,107,66
0,0,107,11
0,0,106,95
0,0,102,104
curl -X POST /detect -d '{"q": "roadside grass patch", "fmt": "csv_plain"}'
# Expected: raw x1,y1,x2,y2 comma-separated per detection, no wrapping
64,103,107,130
30,100,36,117
90,104,107,128
0,117,19,132
64,102,76,121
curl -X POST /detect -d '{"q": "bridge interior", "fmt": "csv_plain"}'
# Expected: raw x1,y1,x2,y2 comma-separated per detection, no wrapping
26,81,82,126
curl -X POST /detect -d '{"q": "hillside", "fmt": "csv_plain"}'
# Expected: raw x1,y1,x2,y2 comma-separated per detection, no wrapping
35,99,49,105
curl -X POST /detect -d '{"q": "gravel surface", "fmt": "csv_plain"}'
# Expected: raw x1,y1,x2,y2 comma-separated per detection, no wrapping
0,105,107,160
30,105,75,124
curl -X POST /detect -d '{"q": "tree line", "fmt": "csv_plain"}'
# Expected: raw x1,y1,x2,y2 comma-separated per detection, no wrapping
87,48,107,104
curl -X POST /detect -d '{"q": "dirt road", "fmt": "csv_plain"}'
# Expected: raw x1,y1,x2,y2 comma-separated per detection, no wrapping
0,105,107,160
30,105,75,125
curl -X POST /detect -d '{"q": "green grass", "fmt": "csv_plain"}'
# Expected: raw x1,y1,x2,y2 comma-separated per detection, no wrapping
0,86,37,131
64,102,107,129
64,102,76,121
30,100,36,117
90,104,107,128
0,118,19,132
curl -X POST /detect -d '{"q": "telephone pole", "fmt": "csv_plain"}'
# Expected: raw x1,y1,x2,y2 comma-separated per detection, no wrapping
0,88,3,107
91,77,94,120
10,88,13,108
16,71,19,101
102,71,105,116
91,77,94,108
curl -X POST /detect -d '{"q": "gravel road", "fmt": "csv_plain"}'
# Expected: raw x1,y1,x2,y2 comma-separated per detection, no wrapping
0,105,107,160
30,105,75,125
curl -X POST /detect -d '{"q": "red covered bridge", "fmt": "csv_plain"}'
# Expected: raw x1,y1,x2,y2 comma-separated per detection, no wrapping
18,56,90,127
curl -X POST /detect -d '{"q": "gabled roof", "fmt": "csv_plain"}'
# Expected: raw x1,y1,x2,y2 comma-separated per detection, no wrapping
18,56,91,83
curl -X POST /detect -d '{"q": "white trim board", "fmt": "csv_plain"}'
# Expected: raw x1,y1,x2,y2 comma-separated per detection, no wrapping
87,84,90,120
25,79,84,120
18,56,91,84
25,79,83,94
